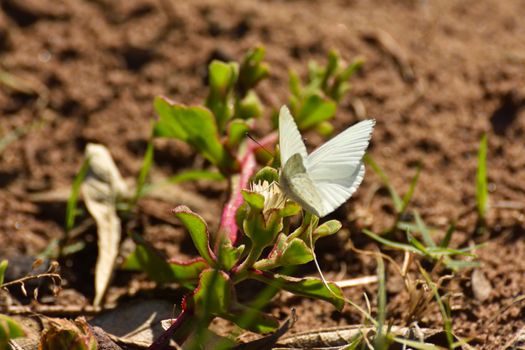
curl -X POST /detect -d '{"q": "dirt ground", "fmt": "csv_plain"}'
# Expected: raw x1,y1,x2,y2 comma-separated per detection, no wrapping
1,0,525,348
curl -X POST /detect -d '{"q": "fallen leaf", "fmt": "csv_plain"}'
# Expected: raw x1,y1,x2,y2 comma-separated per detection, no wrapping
82,143,129,307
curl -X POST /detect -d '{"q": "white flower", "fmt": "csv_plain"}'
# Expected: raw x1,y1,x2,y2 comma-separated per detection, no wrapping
249,180,286,215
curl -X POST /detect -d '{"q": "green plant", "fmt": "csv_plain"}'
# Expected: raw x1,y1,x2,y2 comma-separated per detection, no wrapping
364,210,478,272
119,48,367,347
288,50,363,135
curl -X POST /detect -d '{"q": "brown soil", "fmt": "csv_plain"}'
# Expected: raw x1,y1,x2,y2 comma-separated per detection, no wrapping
1,0,525,349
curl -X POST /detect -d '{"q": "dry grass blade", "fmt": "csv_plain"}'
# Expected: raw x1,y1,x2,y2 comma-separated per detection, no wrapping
82,143,129,307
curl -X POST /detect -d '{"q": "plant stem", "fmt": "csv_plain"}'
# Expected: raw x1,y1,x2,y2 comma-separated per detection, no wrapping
233,245,264,276
219,132,277,244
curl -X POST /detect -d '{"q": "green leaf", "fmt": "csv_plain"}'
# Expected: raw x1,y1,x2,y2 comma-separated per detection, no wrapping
339,57,364,81
227,119,250,149
235,90,263,120
278,238,313,266
364,155,403,213
173,206,216,265
65,158,90,233
206,61,238,131
243,209,282,250
241,190,265,211
400,165,421,213
216,237,244,271
0,260,7,286
476,133,489,219
0,314,25,349
237,47,269,97
249,271,345,311
332,58,364,102
279,202,301,217
222,303,279,334
297,94,337,130
153,97,236,172
313,220,342,241
123,236,207,286
307,60,323,88
321,50,339,91
193,269,233,316
209,61,238,94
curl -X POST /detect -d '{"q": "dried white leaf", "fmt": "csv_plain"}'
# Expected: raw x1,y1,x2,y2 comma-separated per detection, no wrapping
82,143,129,307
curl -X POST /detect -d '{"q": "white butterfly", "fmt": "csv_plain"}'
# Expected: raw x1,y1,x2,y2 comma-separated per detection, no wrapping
278,106,375,217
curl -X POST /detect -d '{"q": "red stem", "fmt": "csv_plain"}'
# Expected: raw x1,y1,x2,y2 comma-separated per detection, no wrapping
220,132,278,244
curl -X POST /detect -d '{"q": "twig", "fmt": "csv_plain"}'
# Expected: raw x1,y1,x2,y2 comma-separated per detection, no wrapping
5,304,103,316
0,273,61,289
335,275,378,289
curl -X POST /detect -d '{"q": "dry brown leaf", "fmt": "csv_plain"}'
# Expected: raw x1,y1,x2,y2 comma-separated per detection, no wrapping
82,143,129,307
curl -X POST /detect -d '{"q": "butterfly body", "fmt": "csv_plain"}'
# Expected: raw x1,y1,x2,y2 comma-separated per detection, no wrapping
278,106,374,217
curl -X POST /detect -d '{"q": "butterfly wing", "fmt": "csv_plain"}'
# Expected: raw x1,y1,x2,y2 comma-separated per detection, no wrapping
305,119,375,217
280,153,324,217
279,106,307,166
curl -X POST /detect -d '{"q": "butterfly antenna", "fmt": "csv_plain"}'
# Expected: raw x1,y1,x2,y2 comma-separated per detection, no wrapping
246,132,274,158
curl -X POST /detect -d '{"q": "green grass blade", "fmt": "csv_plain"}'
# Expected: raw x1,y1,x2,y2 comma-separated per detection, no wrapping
65,158,90,233
414,211,435,248
400,165,421,213
420,268,454,348
407,233,429,255
476,133,489,220
363,229,421,254
444,259,479,270
0,260,7,285
133,137,154,203
373,256,387,349
439,222,456,248
167,170,225,184
364,155,402,212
